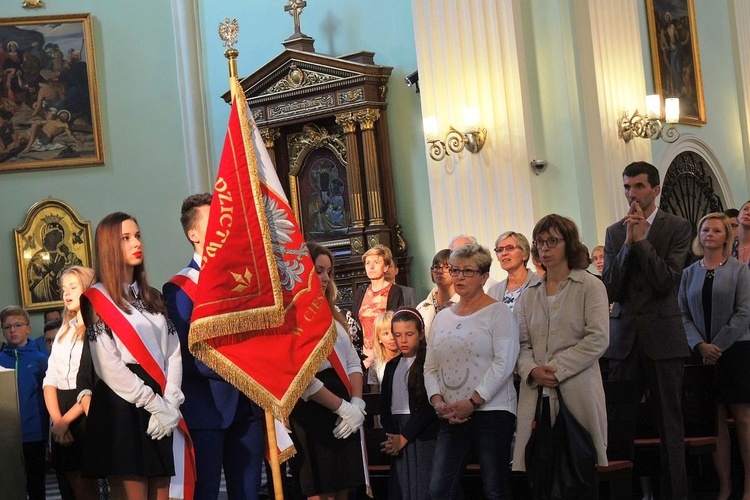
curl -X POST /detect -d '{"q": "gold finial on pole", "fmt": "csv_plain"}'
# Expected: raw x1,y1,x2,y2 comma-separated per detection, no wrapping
218,18,239,78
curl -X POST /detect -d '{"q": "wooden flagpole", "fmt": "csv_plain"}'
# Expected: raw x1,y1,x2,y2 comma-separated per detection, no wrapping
220,19,284,500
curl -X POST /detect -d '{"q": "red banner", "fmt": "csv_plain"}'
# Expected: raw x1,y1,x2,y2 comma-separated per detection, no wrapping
189,78,337,420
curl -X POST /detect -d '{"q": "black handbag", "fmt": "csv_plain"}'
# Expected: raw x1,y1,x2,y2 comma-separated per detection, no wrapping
525,386,598,500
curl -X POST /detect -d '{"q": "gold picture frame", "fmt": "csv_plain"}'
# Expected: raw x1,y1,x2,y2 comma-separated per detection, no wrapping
646,0,706,125
0,13,105,173
14,198,93,311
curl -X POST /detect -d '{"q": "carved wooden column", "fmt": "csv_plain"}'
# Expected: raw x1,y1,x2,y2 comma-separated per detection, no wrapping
334,113,365,229
356,108,384,226
260,128,281,168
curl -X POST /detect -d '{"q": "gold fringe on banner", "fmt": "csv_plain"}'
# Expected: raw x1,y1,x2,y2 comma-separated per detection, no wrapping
191,319,338,421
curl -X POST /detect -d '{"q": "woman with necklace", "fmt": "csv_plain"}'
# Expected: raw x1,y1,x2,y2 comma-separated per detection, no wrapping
732,200,750,266
350,244,406,368
424,243,519,499
512,215,609,498
679,212,750,500
416,249,460,339
487,231,541,313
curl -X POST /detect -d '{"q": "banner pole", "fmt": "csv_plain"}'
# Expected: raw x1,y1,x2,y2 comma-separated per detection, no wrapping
265,412,285,500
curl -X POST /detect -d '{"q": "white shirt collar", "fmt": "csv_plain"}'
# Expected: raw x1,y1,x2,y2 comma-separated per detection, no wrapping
124,281,140,298
193,252,202,267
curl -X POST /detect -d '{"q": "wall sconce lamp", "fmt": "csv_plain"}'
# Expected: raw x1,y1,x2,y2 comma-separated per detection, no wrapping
423,108,487,161
618,95,680,144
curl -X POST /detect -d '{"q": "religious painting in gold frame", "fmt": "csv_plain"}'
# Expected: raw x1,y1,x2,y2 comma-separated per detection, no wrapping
0,13,105,173
646,0,706,125
287,123,351,245
14,198,93,311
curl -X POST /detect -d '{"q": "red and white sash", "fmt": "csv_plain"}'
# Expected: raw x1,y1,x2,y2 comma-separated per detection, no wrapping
84,285,196,500
167,267,199,303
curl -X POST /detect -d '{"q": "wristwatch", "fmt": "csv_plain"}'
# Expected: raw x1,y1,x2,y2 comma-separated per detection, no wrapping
469,397,482,410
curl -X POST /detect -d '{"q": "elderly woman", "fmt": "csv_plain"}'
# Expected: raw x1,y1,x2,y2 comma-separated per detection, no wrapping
512,215,609,496
416,249,460,339
350,244,407,367
679,213,750,500
424,243,519,499
487,231,541,312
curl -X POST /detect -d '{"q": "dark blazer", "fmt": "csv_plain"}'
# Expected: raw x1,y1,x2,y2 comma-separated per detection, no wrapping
350,282,407,321
379,354,438,442
163,259,240,430
603,209,692,360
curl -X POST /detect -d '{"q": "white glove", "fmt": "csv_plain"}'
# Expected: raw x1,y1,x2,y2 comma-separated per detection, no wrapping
350,396,367,416
144,395,181,436
332,399,365,439
146,415,170,440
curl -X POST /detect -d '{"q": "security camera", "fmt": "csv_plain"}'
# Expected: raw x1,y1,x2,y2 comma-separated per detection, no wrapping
404,70,419,86
530,159,548,175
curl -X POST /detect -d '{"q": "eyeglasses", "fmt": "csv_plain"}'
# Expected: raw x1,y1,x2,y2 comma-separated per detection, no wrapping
43,338,54,345
2,322,28,332
448,267,483,278
494,244,519,254
430,266,450,274
731,223,740,229
533,237,561,249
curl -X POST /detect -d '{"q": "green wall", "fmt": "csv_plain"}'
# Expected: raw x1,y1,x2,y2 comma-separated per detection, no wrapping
0,2,190,335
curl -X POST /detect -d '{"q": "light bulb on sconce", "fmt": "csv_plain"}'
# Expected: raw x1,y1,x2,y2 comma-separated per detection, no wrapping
423,108,487,161
618,94,680,144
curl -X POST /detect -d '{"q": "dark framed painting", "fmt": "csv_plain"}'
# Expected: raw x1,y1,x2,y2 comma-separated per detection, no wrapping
646,0,706,126
14,198,93,311
0,13,104,173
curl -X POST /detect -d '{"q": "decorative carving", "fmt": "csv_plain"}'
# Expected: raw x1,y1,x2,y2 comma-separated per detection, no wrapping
260,128,281,148
263,64,338,95
337,285,353,305
252,108,264,121
367,234,380,248
350,236,364,255
268,94,335,119
287,123,347,174
660,151,723,234
22,0,44,8
395,223,408,253
355,108,381,130
335,112,358,134
338,88,364,105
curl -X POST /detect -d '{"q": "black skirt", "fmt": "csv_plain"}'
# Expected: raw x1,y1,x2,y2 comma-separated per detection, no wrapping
51,389,87,472
289,368,365,496
82,364,174,478
717,340,750,403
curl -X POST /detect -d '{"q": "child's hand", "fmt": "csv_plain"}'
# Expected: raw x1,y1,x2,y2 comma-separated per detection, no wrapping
381,433,407,456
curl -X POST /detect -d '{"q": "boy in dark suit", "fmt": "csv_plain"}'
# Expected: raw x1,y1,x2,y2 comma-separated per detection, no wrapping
163,193,264,499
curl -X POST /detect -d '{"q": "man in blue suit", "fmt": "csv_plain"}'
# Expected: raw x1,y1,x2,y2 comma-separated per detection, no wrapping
163,193,265,499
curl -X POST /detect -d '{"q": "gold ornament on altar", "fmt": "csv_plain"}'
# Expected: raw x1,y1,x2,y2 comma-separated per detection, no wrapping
22,0,44,8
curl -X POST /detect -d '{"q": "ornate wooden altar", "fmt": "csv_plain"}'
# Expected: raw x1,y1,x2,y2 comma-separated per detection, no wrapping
225,34,410,308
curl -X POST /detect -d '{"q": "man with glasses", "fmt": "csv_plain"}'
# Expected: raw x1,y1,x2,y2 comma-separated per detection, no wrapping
603,161,692,500
0,305,49,500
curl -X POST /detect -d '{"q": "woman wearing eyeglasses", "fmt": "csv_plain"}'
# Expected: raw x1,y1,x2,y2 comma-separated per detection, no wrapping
512,215,610,494
416,249,460,339
424,243,519,499
487,231,541,313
